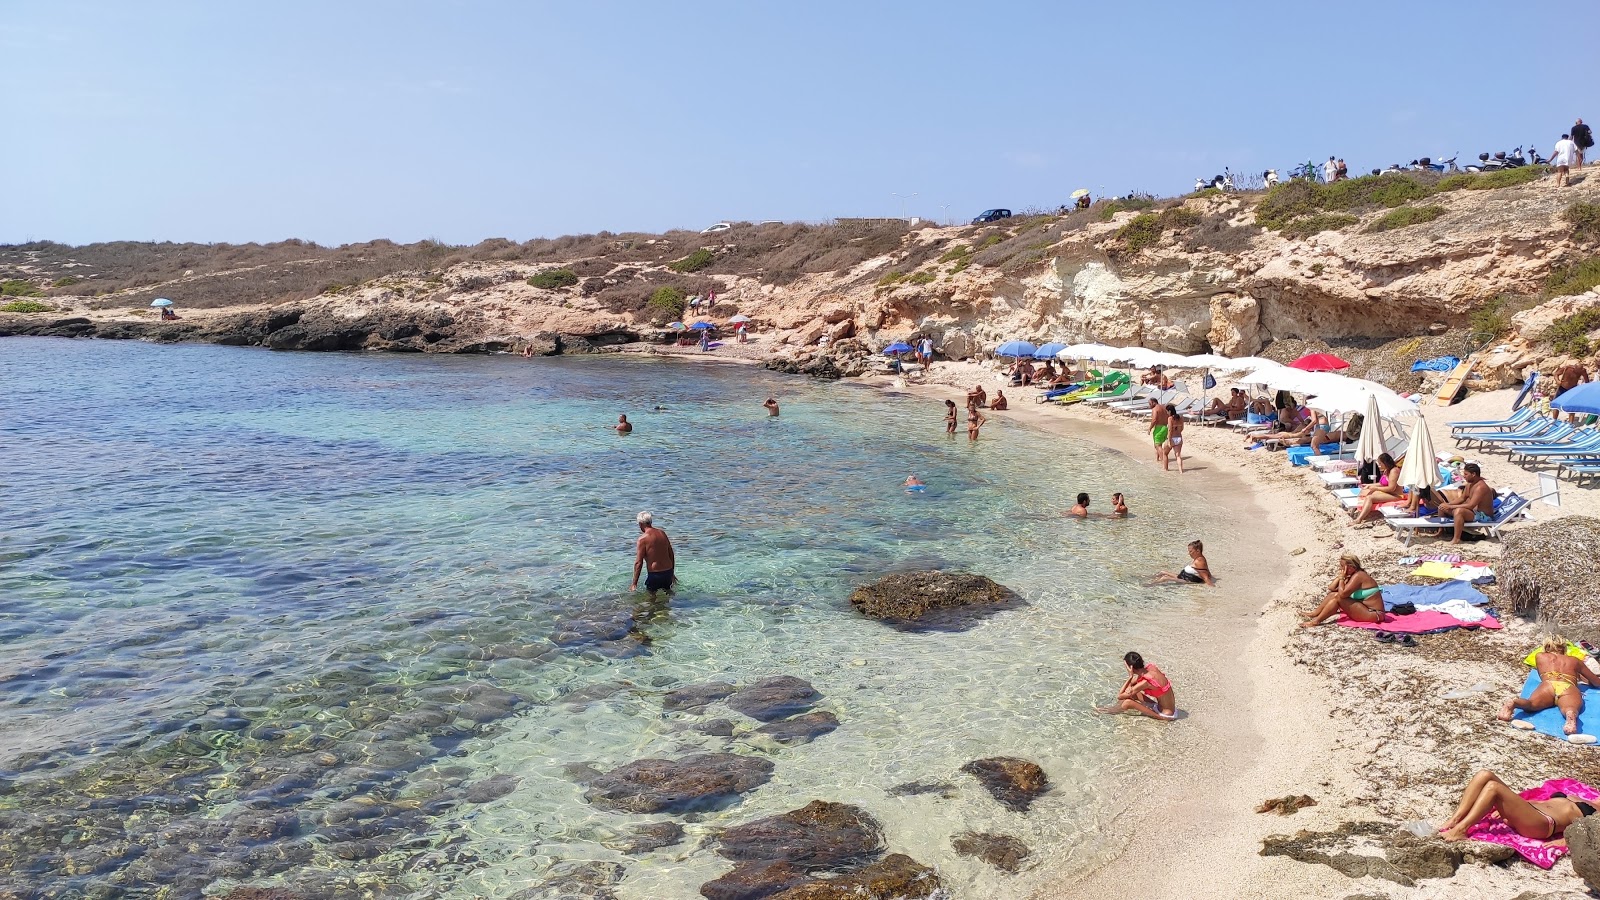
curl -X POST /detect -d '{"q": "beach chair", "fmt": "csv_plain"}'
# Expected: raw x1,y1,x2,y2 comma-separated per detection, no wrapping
1449,406,1535,436
1507,428,1600,464
1556,457,1600,483
1080,382,1146,406
1455,418,1562,450
1388,492,1532,546
1318,470,1359,488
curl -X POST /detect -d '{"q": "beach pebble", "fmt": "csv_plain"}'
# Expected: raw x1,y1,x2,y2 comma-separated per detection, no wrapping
1290,547,1307,556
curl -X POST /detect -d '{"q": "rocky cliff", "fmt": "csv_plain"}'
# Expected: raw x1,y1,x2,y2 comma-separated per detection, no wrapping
4,172,1598,382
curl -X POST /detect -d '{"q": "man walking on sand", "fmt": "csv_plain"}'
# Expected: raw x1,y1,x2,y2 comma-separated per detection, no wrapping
1574,119,1593,169
1551,133,1580,188
630,512,676,595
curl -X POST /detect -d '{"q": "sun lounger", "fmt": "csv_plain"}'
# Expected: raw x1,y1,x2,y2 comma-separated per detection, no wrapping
1455,419,1564,450
1388,492,1532,546
1476,422,1578,449
1319,471,1358,488
1450,406,1536,436
1508,429,1600,463
1557,458,1600,483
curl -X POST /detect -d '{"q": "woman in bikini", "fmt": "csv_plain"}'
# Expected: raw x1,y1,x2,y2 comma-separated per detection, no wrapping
1163,404,1186,473
966,404,986,442
1300,553,1384,626
1152,540,1213,586
1498,636,1600,735
1095,651,1176,722
1350,453,1404,525
1440,769,1595,843
943,399,958,436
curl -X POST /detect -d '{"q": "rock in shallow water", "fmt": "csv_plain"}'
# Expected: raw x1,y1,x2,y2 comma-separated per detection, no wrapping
584,753,774,813
464,773,521,804
512,860,627,900
663,682,739,712
714,801,884,867
848,571,1022,630
952,832,1030,873
725,677,819,723
600,821,685,855
767,854,942,899
753,711,838,746
959,757,1049,812
700,860,812,900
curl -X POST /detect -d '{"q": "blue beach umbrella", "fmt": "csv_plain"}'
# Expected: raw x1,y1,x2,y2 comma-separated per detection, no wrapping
689,321,716,330
995,340,1037,358
1552,382,1600,417
151,298,173,308
883,341,914,354
1033,342,1067,359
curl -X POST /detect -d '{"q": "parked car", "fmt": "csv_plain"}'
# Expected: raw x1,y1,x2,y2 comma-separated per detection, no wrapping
700,222,732,234
971,209,1012,224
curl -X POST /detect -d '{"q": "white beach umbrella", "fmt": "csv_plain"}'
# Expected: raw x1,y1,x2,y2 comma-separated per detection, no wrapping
1397,411,1440,492
1353,392,1385,463
1179,353,1236,369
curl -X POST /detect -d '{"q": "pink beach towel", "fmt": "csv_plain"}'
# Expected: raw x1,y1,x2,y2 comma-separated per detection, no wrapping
1464,779,1600,868
1335,610,1502,633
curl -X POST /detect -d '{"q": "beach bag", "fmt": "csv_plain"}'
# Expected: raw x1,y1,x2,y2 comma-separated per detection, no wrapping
1202,372,1217,390
1390,602,1417,616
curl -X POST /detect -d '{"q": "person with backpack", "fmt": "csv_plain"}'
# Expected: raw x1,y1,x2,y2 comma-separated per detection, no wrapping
1573,118,1593,169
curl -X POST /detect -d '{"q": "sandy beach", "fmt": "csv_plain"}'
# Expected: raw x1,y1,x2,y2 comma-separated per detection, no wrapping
825,357,1600,897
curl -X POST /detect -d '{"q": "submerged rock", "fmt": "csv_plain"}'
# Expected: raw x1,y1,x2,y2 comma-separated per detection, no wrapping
600,821,685,855
663,682,739,712
848,571,1022,630
550,610,652,658
714,801,884,868
754,712,838,746
700,860,811,900
464,773,521,804
584,753,774,813
885,781,957,799
766,854,942,899
726,677,819,723
512,860,627,900
951,832,1030,873
959,757,1049,812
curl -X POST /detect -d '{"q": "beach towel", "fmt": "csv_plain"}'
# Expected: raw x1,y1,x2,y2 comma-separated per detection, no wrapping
1380,582,1491,609
1466,778,1600,868
1510,671,1600,745
1336,609,1502,633
1411,355,1460,373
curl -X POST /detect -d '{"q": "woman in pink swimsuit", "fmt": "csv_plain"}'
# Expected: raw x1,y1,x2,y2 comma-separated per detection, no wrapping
1096,651,1176,722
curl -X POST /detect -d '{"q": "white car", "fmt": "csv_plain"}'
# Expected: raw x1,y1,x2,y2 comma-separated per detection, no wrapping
700,222,732,234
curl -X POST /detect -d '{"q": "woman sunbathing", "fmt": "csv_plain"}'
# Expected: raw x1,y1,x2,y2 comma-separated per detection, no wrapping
1095,651,1176,722
1499,637,1600,735
1300,554,1384,626
1440,769,1594,843
1247,420,1312,448
1350,453,1404,525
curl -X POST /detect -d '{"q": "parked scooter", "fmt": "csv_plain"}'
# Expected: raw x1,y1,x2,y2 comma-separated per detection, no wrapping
1263,169,1279,188
1192,169,1235,192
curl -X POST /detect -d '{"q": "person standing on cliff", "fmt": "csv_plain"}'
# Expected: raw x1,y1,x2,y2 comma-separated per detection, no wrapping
1573,119,1593,169
1551,133,1580,187
1323,156,1338,183
630,512,676,595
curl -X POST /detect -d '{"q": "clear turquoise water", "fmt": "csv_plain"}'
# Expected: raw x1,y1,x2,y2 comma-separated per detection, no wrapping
0,338,1223,898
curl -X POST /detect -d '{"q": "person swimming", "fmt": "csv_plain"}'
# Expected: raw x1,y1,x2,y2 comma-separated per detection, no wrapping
904,475,926,492
1067,492,1090,517
1110,492,1130,517
614,414,632,434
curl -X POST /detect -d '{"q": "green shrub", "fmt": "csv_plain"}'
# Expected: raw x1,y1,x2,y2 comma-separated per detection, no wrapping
907,271,935,285
1365,205,1447,234
1116,213,1164,252
1,279,43,297
1097,197,1156,222
646,285,686,321
1462,166,1548,190
877,271,907,287
52,275,83,288
976,234,1005,250
947,257,971,275
1545,308,1600,356
938,245,972,263
1254,181,1321,231
0,299,52,313
1562,202,1600,242
1468,296,1511,341
667,249,715,274
1157,206,1201,230
528,268,579,289
1279,214,1358,239
1545,257,1600,298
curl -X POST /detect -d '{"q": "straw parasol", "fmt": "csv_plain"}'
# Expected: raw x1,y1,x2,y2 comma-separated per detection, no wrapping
1395,411,1439,493
1501,517,1600,628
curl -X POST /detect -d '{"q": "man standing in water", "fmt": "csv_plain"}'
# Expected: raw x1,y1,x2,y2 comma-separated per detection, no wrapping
630,512,676,595
764,397,780,417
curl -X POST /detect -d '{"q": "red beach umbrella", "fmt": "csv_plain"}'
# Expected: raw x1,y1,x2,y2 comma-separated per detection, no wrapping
1288,352,1351,372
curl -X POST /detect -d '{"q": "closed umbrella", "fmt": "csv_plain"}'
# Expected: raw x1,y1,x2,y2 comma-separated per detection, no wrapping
1033,342,1067,359
995,340,1038,358
1353,393,1385,465
1397,411,1440,494
151,298,173,308
1289,352,1351,372
1553,382,1600,417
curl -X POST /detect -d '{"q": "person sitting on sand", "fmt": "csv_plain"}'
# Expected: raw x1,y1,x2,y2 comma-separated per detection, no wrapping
967,384,987,409
614,414,633,434
1300,553,1384,627
1435,463,1497,544
1095,651,1176,722
990,390,1009,411
1153,540,1214,586
1110,492,1129,517
160,307,181,320
944,399,958,435
764,397,780,417
1067,493,1090,517
1439,769,1594,843
1499,637,1600,735
1350,453,1403,525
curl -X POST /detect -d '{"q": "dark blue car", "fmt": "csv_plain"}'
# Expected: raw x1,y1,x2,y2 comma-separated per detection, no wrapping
971,208,1012,224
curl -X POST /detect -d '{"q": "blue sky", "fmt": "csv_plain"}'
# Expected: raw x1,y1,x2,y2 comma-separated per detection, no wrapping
5,1,1596,245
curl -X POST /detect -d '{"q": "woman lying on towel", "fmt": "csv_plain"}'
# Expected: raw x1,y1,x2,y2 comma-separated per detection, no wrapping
1440,769,1594,843
1499,637,1600,735
1095,651,1177,722
1300,554,1384,627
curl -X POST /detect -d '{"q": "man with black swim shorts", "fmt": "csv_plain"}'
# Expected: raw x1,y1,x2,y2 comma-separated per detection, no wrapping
630,511,677,595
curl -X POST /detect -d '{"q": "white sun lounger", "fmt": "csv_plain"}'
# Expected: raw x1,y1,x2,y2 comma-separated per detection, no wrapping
1388,492,1531,546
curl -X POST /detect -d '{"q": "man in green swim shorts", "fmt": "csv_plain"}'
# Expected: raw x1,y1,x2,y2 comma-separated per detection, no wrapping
1148,399,1171,466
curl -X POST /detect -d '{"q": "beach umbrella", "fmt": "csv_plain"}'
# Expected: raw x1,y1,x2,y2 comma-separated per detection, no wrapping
667,321,685,330
728,314,752,324
1058,343,1120,361
1288,352,1351,372
1033,342,1067,359
883,341,914,354
1353,393,1385,464
1552,382,1600,417
689,321,715,330
994,340,1038,358
1397,411,1441,493
1071,189,1091,199
151,298,173,308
